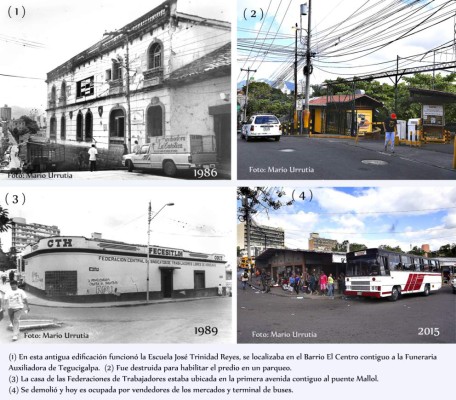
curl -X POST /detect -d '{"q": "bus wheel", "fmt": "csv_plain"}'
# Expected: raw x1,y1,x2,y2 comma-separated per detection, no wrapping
423,284,430,296
389,286,400,302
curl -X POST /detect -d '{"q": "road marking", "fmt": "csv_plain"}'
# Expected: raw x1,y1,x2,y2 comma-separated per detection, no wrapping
361,160,388,166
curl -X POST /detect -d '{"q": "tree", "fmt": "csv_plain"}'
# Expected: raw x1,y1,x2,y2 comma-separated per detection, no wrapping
332,240,367,252
19,115,39,134
0,206,12,233
243,82,293,119
408,246,425,256
437,243,456,257
379,244,403,253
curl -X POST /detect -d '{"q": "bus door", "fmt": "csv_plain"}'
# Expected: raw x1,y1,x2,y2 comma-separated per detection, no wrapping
380,255,389,275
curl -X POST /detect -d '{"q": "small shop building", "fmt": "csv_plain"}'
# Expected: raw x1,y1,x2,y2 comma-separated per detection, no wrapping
309,94,383,135
21,234,226,302
254,248,346,283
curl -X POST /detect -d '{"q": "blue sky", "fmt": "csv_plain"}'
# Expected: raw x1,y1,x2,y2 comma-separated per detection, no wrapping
237,0,455,86
241,186,456,251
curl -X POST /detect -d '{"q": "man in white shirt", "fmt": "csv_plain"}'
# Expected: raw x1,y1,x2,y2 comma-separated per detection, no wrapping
88,144,98,172
2,280,30,341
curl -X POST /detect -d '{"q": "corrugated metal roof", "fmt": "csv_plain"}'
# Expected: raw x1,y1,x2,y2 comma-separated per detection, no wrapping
168,42,230,84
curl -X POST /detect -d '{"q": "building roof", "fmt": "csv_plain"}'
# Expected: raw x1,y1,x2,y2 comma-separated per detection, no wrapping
47,0,230,82
309,94,383,108
255,247,343,261
168,42,230,85
409,87,456,105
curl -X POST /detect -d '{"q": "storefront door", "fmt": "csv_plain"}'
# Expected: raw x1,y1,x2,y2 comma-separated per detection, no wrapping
161,269,173,298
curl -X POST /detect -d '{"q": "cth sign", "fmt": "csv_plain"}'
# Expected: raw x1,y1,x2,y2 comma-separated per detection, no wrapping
47,238,73,248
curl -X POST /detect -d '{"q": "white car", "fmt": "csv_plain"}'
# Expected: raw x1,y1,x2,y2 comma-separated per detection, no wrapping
241,114,282,142
451,277,456,294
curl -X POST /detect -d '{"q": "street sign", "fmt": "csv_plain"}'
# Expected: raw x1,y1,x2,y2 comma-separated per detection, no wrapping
296,99,303,110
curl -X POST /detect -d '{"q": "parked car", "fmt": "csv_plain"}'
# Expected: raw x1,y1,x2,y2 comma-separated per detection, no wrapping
122,134,217,177
241,114,282,142
451,276,456,294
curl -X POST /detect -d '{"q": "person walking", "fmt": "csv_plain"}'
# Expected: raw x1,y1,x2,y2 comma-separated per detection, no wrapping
383,113,397,153
88,144,98,172
338,274,345,295
2,280,30,341
327,273,335,299
294,274,301,294
309,273,316,294
241,269,249,290
320,271,328,296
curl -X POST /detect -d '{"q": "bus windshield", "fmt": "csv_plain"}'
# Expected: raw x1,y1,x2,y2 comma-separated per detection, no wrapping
346,254,382,276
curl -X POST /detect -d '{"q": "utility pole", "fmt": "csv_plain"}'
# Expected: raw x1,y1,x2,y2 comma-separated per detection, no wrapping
303,1,312,134
294,23,298,132
241,68,257,123
395,55,399,115
104,30,132,152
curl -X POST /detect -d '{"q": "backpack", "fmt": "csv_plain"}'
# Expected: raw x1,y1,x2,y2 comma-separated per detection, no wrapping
243,272,248,278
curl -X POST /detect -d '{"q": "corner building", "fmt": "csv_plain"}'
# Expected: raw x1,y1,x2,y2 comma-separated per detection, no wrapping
45,0,231,162
21,235,227,302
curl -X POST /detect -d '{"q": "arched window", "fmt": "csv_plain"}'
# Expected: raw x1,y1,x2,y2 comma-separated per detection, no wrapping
85,109,93,141
60,81,67,105
76,111,83,141
148,42,162,69
60,115,66,140
50,116,57,140
146,105,163,138
50,85,57,108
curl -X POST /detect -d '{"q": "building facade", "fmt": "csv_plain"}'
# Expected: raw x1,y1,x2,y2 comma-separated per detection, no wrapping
255,248,346,284
21,235,226,302
237,222,285,256
0,104,12,122
308,233,337,252
45,0,230,164
11,217,60,253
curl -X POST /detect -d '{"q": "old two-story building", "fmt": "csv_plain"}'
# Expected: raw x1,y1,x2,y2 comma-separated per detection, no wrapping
45,0,230,165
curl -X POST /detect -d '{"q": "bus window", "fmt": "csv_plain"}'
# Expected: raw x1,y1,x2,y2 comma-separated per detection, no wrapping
411,257,421,271
388,253,401,270
418,258,424,271
423,259,430,272
401,255,413,270
430,259,439,272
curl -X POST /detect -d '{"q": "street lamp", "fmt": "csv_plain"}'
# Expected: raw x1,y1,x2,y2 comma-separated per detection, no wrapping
146,202,174,302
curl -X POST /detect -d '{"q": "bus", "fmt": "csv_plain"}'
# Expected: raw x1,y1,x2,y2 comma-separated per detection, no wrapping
239,256,255,272
345,248,442,301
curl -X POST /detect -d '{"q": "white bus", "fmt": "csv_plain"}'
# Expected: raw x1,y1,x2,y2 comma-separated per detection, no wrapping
345,248,442,301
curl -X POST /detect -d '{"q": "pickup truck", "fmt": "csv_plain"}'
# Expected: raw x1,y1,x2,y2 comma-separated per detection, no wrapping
122,134,217,177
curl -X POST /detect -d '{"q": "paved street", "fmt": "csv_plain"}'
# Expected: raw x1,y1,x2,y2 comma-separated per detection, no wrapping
238,135,456,180
0,295,232,344
238,279,455,343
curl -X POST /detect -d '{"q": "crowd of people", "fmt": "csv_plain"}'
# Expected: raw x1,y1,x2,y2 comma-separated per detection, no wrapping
240,268,346,298
279,270,346,298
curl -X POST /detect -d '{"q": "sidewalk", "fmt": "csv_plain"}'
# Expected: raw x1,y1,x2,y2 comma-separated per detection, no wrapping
0,284,226,309
245,279,346,300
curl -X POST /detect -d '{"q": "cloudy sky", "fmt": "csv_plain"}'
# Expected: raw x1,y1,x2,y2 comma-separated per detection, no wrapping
0,186,235,257
237,0,456,86
0,0,232,110
241,186,456,252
